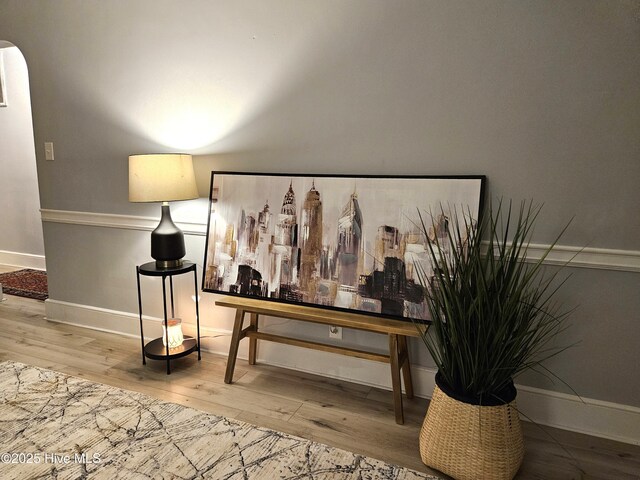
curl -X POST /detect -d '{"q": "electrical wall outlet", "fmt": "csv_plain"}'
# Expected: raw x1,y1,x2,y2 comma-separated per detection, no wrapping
329,325,342,339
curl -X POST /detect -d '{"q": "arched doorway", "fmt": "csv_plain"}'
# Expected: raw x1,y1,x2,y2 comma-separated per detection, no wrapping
0,42,45,272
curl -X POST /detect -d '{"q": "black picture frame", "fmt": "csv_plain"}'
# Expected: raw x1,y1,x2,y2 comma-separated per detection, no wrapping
202,171,486,322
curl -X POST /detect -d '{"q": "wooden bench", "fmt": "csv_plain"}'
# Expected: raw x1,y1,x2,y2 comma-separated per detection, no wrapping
216,296,427,424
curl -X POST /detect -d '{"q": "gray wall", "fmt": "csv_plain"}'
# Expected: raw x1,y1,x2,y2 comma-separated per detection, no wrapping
0,45,44,258
1,0,638,406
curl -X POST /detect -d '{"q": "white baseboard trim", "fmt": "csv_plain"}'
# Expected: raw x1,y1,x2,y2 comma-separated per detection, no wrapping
41,208,640,272
44,298,640,446
44,299,226,342
515,383,640,446
0,250,46,270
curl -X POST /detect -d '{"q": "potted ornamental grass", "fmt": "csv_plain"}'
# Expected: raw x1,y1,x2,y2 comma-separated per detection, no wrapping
414,200,573,480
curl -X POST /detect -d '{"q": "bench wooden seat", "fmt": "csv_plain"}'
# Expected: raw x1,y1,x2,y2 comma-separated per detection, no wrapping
216,296,427,424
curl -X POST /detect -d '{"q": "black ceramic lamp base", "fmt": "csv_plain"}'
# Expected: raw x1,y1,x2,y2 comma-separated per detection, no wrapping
151,203,186,269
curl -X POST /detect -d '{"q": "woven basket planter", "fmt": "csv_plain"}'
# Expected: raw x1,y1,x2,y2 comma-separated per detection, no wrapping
419,374,524,480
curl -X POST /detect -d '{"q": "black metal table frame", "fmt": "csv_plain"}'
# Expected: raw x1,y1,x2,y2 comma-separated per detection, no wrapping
136,261,201,374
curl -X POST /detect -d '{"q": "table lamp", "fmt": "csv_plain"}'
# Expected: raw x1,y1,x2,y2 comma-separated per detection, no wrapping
129,153,198,268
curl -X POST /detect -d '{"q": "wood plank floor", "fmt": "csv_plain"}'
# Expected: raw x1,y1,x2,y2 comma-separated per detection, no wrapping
0,278,638,478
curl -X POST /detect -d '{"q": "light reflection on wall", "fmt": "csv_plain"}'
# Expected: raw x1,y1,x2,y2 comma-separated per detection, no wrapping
149,107,235,151
170,197,210,225
48,2,364,155
125,84,244,151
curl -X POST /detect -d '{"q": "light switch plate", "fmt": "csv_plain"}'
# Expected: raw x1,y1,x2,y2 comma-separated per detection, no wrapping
44,142,54,161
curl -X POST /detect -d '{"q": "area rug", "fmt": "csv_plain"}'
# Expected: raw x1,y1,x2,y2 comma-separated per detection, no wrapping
0,269,48,301
0,362,439,479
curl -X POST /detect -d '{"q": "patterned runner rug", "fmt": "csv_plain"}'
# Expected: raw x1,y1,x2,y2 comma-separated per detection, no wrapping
0,269,48,301
0,362,439,479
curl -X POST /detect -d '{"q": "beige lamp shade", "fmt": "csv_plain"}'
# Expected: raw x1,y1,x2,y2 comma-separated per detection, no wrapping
129,154,198,202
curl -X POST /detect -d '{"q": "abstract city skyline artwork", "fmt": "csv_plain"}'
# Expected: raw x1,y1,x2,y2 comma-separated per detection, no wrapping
202,172,485,322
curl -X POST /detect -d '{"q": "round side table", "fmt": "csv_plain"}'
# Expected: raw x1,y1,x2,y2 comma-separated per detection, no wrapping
136,261,201,374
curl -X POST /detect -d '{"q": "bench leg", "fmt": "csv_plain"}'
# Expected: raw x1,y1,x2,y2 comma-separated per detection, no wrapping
224,309,245,384
389,334,405,425
248,313,259,365
399,335,414,399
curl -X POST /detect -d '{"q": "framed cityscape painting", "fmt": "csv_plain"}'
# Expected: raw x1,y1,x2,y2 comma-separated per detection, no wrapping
202,172,485,321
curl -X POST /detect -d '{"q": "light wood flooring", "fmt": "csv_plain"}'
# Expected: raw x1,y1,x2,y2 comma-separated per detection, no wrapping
0,270,638,479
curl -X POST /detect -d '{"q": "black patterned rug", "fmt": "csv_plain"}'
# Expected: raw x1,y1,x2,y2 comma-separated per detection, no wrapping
0,269,48,301
0,362,439,479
